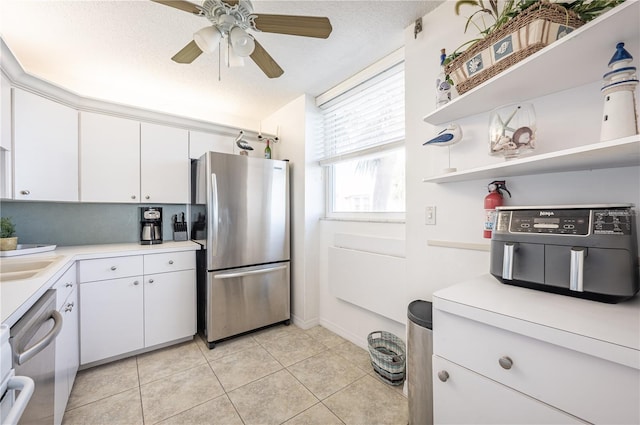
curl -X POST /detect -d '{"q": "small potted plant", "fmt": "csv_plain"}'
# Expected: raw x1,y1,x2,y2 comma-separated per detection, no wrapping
445,0,626,95
0,217,18,251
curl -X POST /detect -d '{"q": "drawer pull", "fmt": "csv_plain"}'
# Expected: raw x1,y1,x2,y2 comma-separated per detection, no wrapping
437,370,450,382
110,266,117,271
145,195,150,200
499,356,513,370
131,195,137,200
148,279,154,284
133,281,140,286
65,282,73,288
20,190,30,195
168,260,174,265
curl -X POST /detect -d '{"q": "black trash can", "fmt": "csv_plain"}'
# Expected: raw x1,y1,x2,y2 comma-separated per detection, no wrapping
407,300,433,425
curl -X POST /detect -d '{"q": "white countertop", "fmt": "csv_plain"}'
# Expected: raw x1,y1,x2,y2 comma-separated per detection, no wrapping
433,275,640,369
1,241,201,327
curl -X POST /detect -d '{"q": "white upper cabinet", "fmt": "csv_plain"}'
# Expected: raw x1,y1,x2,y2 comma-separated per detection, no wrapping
0,75,11,199
140,122,189,204
13,88,78,201
0,75,10,151
80,112,140,203
189,130,234,159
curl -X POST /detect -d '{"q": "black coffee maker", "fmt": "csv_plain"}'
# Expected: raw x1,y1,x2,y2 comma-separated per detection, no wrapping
140,207,162,245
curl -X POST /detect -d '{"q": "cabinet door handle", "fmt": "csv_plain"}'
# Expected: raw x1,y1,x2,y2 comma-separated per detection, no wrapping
499,356,513,370
131,195,137,200
437,370,450,382
168,260,174,265
20,190,30,195
133,281,140,286
110,266,117,271
65,282,73,288
148,279,154,284
145,195,150,200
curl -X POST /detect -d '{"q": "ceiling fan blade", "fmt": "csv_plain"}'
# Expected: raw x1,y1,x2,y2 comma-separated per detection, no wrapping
151,0,202,15
253,14,332,38
250,40,284,79
171,40,203,64
221,0,239,5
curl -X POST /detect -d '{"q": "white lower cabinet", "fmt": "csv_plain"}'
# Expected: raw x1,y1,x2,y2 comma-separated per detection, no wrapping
79,251,196,365
80,276,144,365
144,270,196,347
432,277,640,425
432,356,585,424
53,264,79,425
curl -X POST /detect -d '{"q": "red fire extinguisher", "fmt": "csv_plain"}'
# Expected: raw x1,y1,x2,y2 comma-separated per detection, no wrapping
484,180,511,239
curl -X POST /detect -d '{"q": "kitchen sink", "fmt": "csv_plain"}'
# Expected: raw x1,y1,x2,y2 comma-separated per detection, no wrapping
0,256,63,282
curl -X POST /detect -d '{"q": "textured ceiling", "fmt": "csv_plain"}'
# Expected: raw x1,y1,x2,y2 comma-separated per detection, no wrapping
0,0,442,129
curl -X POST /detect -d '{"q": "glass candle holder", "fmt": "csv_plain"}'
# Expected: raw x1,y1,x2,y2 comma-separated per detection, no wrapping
489,103,536,159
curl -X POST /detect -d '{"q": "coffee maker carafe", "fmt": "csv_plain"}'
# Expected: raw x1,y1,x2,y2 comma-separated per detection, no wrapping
140,207,162,245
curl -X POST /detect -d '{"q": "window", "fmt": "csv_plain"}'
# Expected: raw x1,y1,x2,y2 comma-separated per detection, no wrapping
317,56,405,220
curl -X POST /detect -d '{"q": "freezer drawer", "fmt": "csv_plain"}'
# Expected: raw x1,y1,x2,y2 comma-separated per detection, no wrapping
204,262,290,346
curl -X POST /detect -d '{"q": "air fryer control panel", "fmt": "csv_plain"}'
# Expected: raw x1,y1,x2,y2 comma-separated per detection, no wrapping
495,207,633,236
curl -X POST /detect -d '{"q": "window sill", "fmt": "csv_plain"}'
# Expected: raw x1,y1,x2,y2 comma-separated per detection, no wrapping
321,217,405,224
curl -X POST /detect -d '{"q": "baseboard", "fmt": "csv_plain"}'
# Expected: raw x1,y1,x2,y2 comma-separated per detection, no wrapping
318,317,368,350
290,313,319,330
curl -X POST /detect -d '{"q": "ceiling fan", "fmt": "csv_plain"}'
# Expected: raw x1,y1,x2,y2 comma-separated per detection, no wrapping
152,0,333,78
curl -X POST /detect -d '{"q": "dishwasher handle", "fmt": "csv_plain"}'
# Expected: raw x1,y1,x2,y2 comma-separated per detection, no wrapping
13,310,62,365
214,265,288,279
3,373,35,425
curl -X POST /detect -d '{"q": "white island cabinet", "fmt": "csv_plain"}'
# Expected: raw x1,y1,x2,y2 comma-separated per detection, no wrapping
80,112,140,203
432,275,640,424
13,88,78,201
78,250,196,366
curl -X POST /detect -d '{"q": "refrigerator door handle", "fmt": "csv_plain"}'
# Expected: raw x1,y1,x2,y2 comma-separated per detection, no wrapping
214,265,288,279
210,173,219,257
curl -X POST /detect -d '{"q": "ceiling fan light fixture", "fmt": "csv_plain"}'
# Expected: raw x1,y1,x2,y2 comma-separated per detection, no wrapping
194,26,222,53
223,40,245,67
229,26,255,57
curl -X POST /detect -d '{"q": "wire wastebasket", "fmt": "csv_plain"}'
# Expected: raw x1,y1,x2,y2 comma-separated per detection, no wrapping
367,331,406,386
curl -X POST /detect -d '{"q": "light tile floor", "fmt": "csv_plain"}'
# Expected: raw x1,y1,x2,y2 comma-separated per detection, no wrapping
63,324,408,425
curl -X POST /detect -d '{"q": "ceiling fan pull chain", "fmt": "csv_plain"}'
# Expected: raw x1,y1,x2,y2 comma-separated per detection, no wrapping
218,42,221,81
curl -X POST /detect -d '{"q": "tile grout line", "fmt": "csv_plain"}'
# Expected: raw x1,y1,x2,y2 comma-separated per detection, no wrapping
135,355,145,425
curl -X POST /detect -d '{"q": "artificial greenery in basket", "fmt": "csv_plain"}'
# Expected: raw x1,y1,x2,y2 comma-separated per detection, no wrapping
0,216,18,251
444,0,626,95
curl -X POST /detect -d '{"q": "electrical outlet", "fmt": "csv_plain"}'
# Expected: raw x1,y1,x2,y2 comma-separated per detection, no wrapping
425,206,436,225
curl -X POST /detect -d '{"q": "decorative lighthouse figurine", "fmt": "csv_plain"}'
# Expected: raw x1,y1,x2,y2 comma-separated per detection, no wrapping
600,42,639,142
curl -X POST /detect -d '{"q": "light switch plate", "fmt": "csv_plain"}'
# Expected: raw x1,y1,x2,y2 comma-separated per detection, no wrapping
425,206,436,225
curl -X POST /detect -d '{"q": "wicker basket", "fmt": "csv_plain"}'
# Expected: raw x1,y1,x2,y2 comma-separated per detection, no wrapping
367,331,406,385
446,0,585,95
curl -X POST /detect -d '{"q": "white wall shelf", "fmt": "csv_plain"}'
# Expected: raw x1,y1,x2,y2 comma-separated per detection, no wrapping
422,0,639,126
422,135,640,183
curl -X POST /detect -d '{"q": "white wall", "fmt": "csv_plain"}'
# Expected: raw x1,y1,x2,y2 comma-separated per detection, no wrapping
315,1,640,350
263,94,324,328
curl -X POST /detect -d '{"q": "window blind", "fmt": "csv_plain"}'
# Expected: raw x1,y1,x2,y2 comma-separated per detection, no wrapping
317,62,405,165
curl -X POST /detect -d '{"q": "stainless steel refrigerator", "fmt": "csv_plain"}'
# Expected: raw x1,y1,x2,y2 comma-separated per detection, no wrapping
191,151,290,349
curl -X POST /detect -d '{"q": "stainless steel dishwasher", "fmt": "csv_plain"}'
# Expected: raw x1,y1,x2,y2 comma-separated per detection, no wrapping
9,289,62,425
